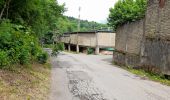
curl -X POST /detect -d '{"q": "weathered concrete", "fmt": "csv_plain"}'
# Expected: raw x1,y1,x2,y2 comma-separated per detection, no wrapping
68,44,71,52
60,31,115,54
114,0,170,75
141,0,170,75
50,52,170,100
76,44,79,53
114,19,144,67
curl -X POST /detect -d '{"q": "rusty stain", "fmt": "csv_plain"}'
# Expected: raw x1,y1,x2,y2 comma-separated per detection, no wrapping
159,0,165,8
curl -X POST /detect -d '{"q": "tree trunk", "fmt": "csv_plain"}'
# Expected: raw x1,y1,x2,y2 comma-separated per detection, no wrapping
6,0,11,19
0,1,7,20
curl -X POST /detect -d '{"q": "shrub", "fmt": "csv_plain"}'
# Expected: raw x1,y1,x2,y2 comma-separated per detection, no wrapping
37,52,48,64
0,51,9,67
0,20,48,68
57,42,64,51
87,48,94,54
19,46,31,65
52,42,64,53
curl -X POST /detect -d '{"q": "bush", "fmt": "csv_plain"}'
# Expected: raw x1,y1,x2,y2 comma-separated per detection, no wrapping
87,48,94,54
0,51,9,67
37,52,48,64
0,20,47,68
57,42,64,51
52,42,64,53
19,46,31,65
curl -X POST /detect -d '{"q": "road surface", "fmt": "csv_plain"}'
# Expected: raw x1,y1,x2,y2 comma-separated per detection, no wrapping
50,52,170,100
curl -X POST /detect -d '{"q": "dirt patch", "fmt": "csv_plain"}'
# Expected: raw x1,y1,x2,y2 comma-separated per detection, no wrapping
0,63,51,100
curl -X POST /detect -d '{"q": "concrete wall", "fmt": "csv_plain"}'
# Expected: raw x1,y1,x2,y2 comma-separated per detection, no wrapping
114,19,144,66
60,32,115,48
98,32,116,48
114,0,170,75
60,36,70,43
145,0,170,40
70,34,77,45
116,19,144,54
78,33,96,47
141,0,170,75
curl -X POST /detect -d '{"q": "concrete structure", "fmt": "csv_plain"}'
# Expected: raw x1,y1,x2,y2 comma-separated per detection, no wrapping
113,0,170,75
60,31,115,54
141,0,170,75
114,19,144,66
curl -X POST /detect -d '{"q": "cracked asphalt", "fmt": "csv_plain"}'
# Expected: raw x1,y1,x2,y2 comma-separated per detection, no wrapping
49,52,170,100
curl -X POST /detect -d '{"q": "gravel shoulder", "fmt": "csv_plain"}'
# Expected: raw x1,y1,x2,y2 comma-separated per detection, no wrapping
50,52,170,100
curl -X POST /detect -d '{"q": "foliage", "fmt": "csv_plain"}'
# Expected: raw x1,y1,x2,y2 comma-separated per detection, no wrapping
52,42,64,52
37,52,48,64
0,20,45,67
56,16,108,33
0,0,65,68
0,0,64,37
87,48,94,54
0,50,9,67
108,0,147,30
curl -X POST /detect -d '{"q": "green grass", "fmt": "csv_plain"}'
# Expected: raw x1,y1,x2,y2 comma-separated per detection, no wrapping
112,61,170,86
125,67,170,86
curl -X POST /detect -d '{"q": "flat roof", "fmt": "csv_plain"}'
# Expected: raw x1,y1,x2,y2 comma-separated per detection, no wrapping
63,30,114,34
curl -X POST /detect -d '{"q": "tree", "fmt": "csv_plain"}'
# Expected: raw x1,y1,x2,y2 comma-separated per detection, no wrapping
108,0,147,30
0,0,64,66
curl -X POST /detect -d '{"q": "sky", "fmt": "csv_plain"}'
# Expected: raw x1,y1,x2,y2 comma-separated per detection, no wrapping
57,0,118,23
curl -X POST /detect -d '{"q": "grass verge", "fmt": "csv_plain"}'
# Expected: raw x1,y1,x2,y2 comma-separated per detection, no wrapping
113,61,170,86
0,62,51,100
124,67,170,86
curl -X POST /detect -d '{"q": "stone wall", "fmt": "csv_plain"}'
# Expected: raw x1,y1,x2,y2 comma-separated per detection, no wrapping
114,19,144,66
114,0,170,75
145,0,170,40
142,0,170,75
116,19,144,54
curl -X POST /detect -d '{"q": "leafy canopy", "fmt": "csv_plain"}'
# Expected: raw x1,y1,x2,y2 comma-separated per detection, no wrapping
108,0,147,30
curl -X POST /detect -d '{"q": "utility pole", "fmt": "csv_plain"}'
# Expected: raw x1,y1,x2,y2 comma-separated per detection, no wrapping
77,7,81,31
76,7,81,53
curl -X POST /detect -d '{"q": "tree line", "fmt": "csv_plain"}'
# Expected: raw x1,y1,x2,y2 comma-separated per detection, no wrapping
0,0,64,67
57,16,108,33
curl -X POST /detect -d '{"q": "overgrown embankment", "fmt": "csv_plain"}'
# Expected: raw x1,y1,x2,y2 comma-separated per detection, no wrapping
0,62,51,99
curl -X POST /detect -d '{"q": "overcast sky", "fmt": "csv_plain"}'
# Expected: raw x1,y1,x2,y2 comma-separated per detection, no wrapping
57,0,118,23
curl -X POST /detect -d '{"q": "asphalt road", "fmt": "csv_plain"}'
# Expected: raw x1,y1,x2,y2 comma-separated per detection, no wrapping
50,52,170,100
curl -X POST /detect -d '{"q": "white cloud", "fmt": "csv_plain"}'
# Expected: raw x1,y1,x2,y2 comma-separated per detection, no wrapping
57,0,118,23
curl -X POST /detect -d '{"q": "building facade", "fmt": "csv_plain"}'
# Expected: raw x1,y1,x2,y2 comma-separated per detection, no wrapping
60,31,115,54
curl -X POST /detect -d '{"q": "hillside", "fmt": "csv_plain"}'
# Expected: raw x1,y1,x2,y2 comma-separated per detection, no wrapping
57,16,108,33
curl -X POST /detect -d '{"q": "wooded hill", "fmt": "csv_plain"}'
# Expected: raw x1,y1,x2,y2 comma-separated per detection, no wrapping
57,16,108,33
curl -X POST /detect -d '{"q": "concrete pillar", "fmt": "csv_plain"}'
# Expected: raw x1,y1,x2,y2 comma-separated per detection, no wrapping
95,31,99,55
76,45,79,53
95,46,100,55
68,44,71,52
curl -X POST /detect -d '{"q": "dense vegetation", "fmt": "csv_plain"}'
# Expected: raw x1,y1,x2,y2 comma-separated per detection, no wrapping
0,0,106,68
108,0,147,30
0,0,64,67
57,16,108,33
